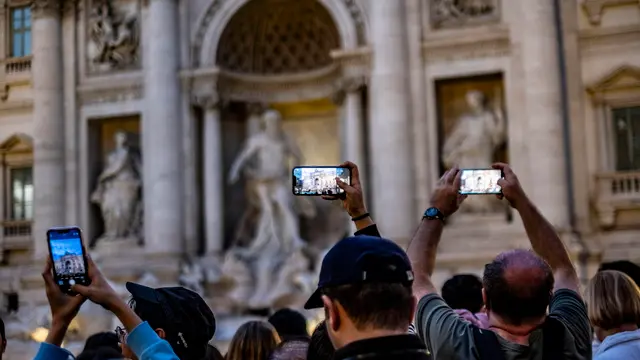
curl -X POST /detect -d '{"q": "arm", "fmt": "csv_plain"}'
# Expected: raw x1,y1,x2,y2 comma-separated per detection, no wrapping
127,321,180,360
228,139,258,183
407,219,442,300
516,199,580,294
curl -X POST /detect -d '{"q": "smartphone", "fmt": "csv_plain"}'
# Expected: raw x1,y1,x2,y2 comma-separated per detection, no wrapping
47,226,90,294
459,169,503,195
292,166,351,196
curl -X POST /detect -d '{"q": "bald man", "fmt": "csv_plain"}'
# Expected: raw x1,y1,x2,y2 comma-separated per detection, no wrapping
407,164,592,360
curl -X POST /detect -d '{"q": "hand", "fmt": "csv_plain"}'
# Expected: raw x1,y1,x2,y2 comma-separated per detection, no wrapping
42,258,86,327
430,166,467,217
72,253,120,311
492,163,528,209
454,309,489,329
322,161,367,217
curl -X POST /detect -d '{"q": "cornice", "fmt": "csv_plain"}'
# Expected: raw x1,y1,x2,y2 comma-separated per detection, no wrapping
579,24,640,53
421,25,510,63
0,99,33,111
77,75,144,105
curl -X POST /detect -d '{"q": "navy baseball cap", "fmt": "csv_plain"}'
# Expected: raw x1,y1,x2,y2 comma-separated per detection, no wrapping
304,235,414,309
126,282,216,360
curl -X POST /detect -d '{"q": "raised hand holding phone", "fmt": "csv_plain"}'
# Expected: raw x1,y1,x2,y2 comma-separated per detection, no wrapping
47,227,90,295
318,161,368,219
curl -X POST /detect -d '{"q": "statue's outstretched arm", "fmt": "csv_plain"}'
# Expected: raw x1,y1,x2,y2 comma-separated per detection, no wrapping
228,139,258,183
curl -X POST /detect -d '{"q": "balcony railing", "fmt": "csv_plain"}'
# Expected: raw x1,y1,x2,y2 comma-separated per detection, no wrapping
594,171,640,227
4,56,32,75
0,220,32,250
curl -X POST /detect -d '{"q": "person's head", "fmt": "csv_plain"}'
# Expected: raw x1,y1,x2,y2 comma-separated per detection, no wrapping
76,347,124,360
268,337,310,360
226,321,281,360
263,110,282,136
442,274,484,313
82,332,120,354
304,236,416,349
482,249,554,327
599,261,640,286
585,270,640,342
0,317,5,359
114,131,127,147
203,344,224,360
466,90,487,111
119,283,216,360
268,308,308,341
307,320,334,360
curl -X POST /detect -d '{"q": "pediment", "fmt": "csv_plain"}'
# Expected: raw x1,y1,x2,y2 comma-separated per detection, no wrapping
0,133,33,153
588,65,640,94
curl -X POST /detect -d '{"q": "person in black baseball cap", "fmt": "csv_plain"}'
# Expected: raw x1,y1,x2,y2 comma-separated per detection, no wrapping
305,235,430,360
118,282,216,360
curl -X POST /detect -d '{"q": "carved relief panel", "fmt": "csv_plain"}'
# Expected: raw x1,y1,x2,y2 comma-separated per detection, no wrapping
430,0,501,29
86,0,140,74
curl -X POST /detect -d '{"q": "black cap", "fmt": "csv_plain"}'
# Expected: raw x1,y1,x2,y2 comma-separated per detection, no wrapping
304,235,414,309
126,282,216,359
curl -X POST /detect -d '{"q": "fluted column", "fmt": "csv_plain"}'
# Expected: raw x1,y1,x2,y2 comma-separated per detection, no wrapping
519,0,569,229
32,0,65,259
369,0,414,241
143,0,183,253
203,100,224,255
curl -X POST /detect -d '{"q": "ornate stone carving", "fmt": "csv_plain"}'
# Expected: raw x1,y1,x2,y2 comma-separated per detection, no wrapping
331,76,365,105
582,0,640,26
90,131,143,246
31,0,62,18
87,0,140,73
430,0,500,29
442,90,506,213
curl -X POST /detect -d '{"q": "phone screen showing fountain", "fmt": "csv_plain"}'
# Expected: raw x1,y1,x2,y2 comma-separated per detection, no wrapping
292,166,351,196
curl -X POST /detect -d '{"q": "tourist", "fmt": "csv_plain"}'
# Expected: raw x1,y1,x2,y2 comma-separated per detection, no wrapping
225,321,281,360
34,255,187,360
307,320,334,360
441,274,489,329
303,235,429,359
268,337,309,360
203,344,224,360
408,164,592,359
268,308,308,341
76,347,123,360
599,260,640,286
586,270,640,359
76,331,122,360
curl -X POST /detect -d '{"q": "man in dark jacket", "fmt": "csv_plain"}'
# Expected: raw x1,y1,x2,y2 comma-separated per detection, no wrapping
304,234,430,360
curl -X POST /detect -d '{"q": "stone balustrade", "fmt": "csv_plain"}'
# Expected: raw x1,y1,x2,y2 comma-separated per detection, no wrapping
1,219,32,250
4,56,32,75
595,171,640,227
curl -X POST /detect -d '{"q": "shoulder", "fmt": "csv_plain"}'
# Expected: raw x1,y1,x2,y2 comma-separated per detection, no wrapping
548,289,593,359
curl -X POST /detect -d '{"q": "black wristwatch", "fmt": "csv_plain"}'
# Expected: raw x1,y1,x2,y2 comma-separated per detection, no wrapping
423,207,445,222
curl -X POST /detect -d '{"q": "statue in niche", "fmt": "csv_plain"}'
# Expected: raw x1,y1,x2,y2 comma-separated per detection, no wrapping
91,131,143,244
442,90,506,213
87,0,139,71
224,109,313,309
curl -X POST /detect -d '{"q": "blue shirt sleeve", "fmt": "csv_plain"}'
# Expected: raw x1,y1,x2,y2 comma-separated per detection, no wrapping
33,342,75,360
127,321,180,360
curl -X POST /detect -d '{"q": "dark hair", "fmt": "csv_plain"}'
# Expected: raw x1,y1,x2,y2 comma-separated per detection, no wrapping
483,251,554,325
203,344,224,360
269,337,310,360
322,282,414,331
268,308,308,340
599,261,640,286
307,321,334,360
0,317,5,342
82,332,120,353
442,274,484,313
76,346,123,360
226,321,281,360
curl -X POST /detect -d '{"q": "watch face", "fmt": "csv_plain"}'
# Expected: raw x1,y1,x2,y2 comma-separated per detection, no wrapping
426,208,439,217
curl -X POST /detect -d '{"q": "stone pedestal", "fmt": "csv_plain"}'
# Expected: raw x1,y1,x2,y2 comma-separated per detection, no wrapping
369,1,414,241
143,0,183,253
32,1,65,259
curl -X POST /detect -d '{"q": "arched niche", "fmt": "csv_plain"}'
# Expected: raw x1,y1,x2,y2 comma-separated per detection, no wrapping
193,0,368,68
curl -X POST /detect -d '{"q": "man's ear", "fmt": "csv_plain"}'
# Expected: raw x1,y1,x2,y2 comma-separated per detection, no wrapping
482,288,489,310
322,295,340,332
154,328,166,339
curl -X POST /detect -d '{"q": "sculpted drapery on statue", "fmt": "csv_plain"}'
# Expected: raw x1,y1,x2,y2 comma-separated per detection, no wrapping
87,0,139,72
442,90,506,213
91,131,143,244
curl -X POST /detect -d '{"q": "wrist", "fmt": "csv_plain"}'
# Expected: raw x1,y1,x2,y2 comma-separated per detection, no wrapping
349,208,368,218
513,195,533,212
51,317,71,330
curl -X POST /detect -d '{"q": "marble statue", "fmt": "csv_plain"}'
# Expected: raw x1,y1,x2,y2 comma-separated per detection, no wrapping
442,90,506,213
178,260,205,296
88,0,139,71
228,109,305,256
432,0,497,26
91,131,143,244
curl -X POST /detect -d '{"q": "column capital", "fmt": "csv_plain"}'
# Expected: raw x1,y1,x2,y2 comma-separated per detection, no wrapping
32,0,62,18
331,76,366,105
194,94,227,111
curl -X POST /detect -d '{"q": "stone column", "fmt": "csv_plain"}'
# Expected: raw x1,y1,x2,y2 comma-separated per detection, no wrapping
369,1,414,241
32,0,65,259
203,100,224,255
519,1,569,229
143,0,183,253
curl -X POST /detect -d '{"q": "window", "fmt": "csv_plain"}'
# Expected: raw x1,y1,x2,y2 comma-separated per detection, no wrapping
10,7,31,57
10,167,33,220
612,106,640,171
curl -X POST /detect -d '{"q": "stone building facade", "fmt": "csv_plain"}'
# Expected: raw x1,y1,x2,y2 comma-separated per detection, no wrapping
0,0,639,356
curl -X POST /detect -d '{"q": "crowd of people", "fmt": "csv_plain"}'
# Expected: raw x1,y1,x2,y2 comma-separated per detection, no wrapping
0,161,637,360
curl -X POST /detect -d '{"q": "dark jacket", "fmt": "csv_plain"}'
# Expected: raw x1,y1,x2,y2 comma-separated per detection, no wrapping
334,334,431,360
353,224,381,237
